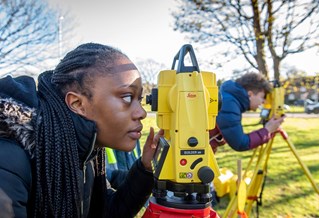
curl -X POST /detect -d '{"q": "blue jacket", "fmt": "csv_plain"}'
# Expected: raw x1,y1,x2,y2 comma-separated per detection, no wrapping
0,75,153,217
105,142,141,189
212,80,270,151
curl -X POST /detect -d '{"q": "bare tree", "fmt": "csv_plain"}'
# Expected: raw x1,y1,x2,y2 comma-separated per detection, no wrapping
135,58,167,94
0,0,72,77
173,0,319,80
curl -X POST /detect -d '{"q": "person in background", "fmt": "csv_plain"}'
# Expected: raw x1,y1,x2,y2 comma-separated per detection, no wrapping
208,72,285,207
0,42,163,217
105,140,141,189
210,72,285,152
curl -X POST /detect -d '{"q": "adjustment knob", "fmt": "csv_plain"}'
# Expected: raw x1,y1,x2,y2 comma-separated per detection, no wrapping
187,137,198,147
198,166,214,183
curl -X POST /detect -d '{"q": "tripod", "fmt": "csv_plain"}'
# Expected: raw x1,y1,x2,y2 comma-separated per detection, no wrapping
222,127,319,218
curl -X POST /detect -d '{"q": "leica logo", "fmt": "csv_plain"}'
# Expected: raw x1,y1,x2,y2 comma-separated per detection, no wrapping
187,93,196,98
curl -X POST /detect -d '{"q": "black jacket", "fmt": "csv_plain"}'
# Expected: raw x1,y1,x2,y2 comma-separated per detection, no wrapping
0,75,154,217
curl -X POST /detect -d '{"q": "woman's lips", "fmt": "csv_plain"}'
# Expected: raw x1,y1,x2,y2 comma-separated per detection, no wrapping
128,125,143,140
127,131,142,140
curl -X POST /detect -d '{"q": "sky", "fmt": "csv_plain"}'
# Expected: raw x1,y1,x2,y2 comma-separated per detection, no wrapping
49,0,187,65
49,0,319,80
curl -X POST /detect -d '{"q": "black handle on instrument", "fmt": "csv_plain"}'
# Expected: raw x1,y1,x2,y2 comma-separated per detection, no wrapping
171,44,200,73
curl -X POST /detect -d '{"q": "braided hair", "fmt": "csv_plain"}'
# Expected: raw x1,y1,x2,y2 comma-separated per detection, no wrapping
32,43,128,217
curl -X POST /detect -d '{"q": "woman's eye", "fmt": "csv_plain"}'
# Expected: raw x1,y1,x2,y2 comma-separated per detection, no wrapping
123,95,133,103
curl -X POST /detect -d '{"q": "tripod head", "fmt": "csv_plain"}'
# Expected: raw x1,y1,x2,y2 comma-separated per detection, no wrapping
260,80,285,124
146,44,220,208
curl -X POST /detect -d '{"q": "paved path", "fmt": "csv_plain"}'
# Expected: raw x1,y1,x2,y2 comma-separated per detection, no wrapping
147,112,319,118
243,112,319,118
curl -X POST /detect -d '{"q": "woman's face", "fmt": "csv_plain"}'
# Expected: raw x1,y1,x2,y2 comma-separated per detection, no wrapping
83,58,146,151
248,90,265,111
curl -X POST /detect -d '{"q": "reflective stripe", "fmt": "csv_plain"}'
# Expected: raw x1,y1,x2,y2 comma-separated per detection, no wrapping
133,147,138,158
105,147,117,164
209,125,226,146
210,132,225,144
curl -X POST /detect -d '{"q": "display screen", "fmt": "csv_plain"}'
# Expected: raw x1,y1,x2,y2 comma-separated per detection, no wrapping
260,108,270,119
152,137,170,178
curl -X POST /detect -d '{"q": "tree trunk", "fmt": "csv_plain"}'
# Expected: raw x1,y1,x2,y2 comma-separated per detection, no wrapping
266,0,280,80
273,57,281,81
251,0,269,79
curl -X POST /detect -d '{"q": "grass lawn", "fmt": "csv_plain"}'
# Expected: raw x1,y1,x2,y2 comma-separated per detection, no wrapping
139,115,319,218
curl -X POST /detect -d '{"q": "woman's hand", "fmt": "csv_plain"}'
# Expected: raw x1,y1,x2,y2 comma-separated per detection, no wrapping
141,127,164,171
265,115,286,133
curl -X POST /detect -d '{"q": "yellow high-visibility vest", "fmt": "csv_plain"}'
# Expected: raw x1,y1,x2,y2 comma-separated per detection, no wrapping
105,147,117,164
105,147,140,165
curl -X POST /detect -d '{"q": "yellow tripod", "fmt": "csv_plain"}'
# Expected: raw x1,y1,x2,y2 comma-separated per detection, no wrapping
222,80,318,217
222,127,319,217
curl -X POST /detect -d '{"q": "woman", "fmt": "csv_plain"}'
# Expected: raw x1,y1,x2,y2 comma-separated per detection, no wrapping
0,43,163,217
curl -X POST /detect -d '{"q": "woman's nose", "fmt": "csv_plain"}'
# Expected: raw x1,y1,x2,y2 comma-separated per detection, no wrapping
134,103,147,120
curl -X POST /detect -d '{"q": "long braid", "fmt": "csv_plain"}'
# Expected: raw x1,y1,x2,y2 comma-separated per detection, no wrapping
32,43,128,217
33,71,81,217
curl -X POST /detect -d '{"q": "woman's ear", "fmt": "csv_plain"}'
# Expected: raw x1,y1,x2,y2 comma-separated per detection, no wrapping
65,92,87,116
